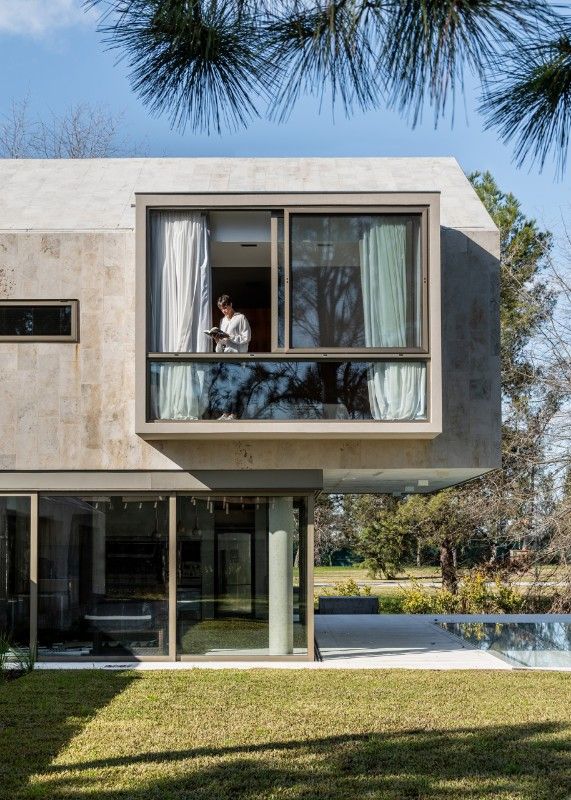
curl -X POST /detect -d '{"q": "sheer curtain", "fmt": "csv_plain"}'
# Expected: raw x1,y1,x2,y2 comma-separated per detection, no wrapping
359,219,425,420
150,211,211,420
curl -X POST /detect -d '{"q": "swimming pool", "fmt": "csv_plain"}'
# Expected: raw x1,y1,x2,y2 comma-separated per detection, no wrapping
438,621,571,669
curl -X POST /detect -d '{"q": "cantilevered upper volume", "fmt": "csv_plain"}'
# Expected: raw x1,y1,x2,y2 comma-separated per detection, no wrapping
0,156,499,494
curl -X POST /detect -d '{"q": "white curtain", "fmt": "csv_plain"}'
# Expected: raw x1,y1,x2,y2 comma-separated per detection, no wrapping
150,211,211,420
359,220,425,420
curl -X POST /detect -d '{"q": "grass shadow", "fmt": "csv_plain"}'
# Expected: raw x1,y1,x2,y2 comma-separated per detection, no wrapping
0,670,135,797
23,721,571,799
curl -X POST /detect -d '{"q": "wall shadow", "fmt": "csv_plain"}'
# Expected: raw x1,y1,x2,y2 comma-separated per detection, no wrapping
23,720,571,800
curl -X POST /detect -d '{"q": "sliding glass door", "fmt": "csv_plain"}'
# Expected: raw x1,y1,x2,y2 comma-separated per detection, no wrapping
37,496,169,658
176,495,310,658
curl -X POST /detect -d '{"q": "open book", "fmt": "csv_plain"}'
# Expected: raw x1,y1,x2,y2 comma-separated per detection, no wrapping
204,327,229,339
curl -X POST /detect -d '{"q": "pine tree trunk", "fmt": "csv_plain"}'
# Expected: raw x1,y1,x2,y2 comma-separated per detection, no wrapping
440,538,458,594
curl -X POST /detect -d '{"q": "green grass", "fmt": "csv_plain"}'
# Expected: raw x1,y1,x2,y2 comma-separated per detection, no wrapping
313,565,441,581
1,670,571,799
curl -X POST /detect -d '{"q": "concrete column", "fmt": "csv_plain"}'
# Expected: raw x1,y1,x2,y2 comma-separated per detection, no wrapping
268,497,294,655
199,502,215,619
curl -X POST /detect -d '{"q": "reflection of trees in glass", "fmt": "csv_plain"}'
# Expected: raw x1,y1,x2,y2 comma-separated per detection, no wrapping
202,360,372,420
291,216,366,348
290,214,422,350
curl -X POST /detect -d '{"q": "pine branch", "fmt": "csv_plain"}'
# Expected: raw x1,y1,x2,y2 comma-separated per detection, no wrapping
481,18,571,174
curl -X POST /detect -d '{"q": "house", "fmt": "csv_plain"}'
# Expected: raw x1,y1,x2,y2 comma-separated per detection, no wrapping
0,157,500,662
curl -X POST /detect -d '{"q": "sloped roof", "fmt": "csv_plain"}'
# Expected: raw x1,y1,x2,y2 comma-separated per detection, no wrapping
0,156,495,231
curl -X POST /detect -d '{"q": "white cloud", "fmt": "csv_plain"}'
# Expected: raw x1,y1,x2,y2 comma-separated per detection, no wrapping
0,0,94,38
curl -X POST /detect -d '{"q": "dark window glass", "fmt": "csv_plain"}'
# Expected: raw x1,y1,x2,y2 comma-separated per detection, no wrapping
0,497,30,648
176,495,307,656
0,305,72,337
149,360,427,421
38,496,168,658
290,214,422,349
277,215,285,348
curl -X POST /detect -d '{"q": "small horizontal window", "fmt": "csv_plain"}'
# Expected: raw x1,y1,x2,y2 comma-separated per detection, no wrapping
0,301,79,341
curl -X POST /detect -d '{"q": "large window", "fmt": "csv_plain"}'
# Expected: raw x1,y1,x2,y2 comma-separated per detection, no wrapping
145,203,429,423
4,493,311,661
0,300,78,341
37,496,169,658
0,496,30,648
289,214,422,350
176,496,307,657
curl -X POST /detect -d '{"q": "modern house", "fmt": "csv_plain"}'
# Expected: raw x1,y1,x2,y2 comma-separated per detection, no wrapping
0,157,500,662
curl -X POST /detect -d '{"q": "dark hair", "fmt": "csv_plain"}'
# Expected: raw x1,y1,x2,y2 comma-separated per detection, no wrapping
217,294,232,307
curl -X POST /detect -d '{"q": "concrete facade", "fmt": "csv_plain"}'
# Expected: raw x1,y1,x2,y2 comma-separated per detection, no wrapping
0,156,500,494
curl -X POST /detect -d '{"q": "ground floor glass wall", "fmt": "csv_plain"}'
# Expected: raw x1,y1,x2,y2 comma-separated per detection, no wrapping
37,496,169,658
0,496,30,648
1,492,311,660
177,496,307,657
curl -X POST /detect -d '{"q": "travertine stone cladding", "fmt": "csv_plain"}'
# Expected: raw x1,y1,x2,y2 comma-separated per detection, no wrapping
0,222,500,472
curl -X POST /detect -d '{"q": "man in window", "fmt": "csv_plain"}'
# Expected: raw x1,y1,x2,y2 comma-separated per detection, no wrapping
213,295,252,420
214,294,251,354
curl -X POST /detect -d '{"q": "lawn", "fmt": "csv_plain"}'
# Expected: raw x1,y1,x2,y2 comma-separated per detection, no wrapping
1,670,571,799
313,565,442,582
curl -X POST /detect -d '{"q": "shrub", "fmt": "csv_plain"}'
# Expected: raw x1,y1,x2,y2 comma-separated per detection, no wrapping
400,571,528,614
378,593,405,614
322,578,372,597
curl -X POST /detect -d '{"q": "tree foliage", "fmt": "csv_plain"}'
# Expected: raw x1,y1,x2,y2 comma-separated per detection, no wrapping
87,0,571,170
347,172,560,590
470,170,554,402
353,496,414,579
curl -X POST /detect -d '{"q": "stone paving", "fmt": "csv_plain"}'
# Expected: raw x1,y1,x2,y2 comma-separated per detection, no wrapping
32,614,571,671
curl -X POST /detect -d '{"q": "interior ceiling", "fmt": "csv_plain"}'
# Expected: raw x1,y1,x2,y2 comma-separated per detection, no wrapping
322,468,494,495
210,241,270,269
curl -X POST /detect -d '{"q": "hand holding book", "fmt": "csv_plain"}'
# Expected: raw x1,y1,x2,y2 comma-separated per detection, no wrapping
204,327,229,339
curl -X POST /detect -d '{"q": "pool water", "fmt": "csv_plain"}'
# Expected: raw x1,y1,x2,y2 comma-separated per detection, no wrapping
438,622,571,669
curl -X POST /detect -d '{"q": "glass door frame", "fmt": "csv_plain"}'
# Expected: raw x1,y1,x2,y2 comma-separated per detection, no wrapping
0,493,37,657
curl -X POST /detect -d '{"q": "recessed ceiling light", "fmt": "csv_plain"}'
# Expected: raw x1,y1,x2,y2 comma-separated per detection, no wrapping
405,485,415,492
418,479,429,486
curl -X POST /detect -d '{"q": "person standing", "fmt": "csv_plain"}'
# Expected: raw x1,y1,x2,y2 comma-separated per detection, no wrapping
213,295,251,419
213,294,251,354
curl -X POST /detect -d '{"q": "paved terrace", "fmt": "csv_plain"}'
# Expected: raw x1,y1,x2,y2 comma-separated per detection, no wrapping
32,614,571,671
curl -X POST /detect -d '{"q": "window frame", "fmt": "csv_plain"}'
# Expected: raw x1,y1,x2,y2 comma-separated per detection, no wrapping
282,206,429,355
135,191,441,437
0,299,79,342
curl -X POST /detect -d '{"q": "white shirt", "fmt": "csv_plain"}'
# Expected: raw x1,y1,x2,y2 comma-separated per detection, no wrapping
215,312,251,353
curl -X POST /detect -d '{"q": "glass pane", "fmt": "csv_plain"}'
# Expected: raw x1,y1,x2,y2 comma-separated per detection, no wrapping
38,496,168,658
149,360,427,421
0,305,72,337
290,214,422,349
0,497,30,648
277,215,285,348
176,496,307,657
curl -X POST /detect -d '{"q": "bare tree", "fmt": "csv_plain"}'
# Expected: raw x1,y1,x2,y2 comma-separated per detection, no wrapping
0,98,133,159
0,98,32,158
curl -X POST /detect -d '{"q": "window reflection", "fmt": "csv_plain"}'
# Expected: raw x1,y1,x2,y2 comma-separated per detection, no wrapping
290,214,422,349
0,497,30,648
149,360,427,421
37,496,168,658
176,496,307,657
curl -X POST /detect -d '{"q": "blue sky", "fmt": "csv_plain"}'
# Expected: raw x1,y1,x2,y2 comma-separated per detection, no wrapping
0,0,569,234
